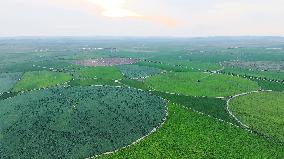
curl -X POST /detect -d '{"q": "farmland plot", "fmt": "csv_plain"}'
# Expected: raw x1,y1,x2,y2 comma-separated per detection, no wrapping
0,86,166,159
73,66,123,80
117,65,162,79
120,79,151,91
98,103,284,159
69,79,122,87
151,91,237,124
145,72,260,97
252,79,284,92
12,71,72,92
0,60,75,73
148,58,222,71
75,58,139,67
136,61,194,72
223,61,284,72
222,67,284,81
229,91,284,142
0,72,22,93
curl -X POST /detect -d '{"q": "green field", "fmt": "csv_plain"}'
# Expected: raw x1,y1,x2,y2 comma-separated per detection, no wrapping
223,67,284,81
12,71,72,92
0,86,166,158
120,79,237,124
147,58,222,71
229,91,284,142
98,103,284,159
74,67,123,80
120,79,151,90
1,37,284,158
252,79,284,92
117,65,162,79
0,60,76,73
145,72,260,97
151,91,237,124
136,61,194,72
69,79,122,87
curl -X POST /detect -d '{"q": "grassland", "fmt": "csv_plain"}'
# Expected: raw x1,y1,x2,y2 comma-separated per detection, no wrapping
74,66,123,80
229,91,284,142
145,72,260,97
0,86,166,158
12,71,72,92
97,103,284,159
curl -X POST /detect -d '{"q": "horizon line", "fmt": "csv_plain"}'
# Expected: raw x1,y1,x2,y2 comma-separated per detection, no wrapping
0,35,284,39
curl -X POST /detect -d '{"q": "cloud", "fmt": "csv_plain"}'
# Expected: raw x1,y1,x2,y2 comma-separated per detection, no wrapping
86,0,142,18
49,0,177,27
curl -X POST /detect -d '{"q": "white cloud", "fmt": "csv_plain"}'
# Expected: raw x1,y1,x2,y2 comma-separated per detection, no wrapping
86,0,143,18
0,0,284,36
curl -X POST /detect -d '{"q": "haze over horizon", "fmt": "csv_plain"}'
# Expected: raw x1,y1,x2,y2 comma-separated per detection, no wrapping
1,0,284,37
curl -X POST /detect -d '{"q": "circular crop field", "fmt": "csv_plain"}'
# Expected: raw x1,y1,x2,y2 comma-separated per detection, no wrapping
0,86,166,158
145,72,260,97
229,91,284,142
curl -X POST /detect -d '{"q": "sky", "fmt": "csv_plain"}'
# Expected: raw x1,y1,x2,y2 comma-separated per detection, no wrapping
0,0,284,37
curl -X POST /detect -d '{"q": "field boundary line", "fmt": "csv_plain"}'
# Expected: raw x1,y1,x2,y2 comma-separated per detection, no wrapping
89,97,169,159
225,90,267,130
226,90,284,146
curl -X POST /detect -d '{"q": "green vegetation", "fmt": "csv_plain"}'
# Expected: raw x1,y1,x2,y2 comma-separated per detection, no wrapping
145,72,260,97
2,37,284,158
12,71,72,92
222,67,284,81
0,60,76,73
151,91,237,124
0,92,18,100
69,79,122,87
0,72,22,93
177,47,284,63
148,58,222,71
0,86,166,158
0,62,43,73
98,103,284,159
137,61,193,72
120,79,236,124
75,67,123,80
117,65,162,79
252,79,284,92
229,91,284,142
120,79,151,90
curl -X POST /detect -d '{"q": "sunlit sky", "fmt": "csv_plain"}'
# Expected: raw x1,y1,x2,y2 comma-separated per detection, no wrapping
1,0,284,37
